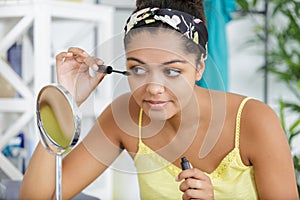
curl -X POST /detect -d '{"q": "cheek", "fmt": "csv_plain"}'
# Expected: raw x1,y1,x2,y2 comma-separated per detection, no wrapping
128,77,144,93
128,74,195,108
128,78,146,103
165,77,195,107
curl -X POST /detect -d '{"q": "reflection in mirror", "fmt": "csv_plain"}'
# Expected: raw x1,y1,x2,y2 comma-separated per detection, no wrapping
36,84,81,200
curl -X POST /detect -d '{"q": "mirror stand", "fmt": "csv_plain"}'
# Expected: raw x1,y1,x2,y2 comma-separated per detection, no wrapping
56,153,62,200
36,84,81,200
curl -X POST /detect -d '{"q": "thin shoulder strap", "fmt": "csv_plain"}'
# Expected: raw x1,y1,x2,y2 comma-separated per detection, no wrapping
235,97,252,148
138,108,143,143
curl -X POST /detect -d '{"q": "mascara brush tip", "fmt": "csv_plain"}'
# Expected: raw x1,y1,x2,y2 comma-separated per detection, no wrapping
122,71,131,76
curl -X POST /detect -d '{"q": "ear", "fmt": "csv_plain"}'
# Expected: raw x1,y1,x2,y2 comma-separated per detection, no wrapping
195,54,205,81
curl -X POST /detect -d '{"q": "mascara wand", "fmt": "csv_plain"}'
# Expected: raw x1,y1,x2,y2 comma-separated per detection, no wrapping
97,65,131,76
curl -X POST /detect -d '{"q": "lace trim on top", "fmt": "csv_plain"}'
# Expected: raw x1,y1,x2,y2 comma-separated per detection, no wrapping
136,142,182,177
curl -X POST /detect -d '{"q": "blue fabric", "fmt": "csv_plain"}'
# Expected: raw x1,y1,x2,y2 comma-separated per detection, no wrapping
196,0,237,91
7,43,22,77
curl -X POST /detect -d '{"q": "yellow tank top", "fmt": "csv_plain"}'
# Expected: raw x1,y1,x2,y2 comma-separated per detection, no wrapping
134,97,258,199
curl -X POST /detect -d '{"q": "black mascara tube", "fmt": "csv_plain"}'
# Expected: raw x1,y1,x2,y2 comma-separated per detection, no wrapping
181,157,191,170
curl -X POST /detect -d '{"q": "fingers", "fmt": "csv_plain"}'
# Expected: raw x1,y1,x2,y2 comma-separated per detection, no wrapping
56,52,73,65
179,178,203,191
67,47,86,55
177,168,209,182
55,49,85,68
177,168,214,200
67,47,88,60
180,179,214,200
56,47,88,65
84,57,104,72
67,47,104,72
182,189,201,200
56,48,105,72
182,188,213,200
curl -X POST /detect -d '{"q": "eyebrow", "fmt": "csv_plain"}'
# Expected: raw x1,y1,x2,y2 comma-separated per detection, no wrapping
127,57,145,64
127,57,187,65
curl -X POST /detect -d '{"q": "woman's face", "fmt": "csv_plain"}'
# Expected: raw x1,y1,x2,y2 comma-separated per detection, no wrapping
126,29,204,120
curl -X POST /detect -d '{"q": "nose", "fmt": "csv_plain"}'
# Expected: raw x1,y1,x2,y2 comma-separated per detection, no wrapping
146,82,165,95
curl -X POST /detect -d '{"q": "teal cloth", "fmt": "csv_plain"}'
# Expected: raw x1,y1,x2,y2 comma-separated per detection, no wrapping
196,0,237,91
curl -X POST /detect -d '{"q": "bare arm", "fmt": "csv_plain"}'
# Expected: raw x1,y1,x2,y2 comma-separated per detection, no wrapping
241,100,298,199
19,142,56,199
20,47,127,199
19,105,122,199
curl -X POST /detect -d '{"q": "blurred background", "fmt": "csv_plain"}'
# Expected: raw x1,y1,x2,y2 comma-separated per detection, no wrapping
0,0,299,199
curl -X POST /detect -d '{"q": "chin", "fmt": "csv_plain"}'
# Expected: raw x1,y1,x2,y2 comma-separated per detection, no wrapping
145,108,175,121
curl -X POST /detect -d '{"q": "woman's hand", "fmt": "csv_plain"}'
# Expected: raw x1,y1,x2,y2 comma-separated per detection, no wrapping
55,47,106,106
177,168,214,200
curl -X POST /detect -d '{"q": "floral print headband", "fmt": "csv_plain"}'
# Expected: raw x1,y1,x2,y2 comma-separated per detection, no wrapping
124,7,208,59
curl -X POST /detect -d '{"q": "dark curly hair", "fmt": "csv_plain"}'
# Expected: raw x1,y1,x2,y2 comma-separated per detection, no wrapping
124,0,207,67
135,0,206,23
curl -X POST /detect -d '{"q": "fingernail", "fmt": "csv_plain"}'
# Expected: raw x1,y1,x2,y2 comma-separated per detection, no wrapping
92,64,99,71
175,176,179,182
96,60,103,65
67,52,73,57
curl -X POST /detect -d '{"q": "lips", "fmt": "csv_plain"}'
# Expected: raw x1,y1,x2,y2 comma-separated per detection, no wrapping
145,100,169,109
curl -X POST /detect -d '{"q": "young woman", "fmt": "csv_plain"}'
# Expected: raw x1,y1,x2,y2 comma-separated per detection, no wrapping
20,0,298,199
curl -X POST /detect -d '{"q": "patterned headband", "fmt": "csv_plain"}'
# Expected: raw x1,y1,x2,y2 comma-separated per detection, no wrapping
124,7,208,59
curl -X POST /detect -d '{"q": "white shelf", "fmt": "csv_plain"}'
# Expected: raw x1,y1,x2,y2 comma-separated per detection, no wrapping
0,3,115,199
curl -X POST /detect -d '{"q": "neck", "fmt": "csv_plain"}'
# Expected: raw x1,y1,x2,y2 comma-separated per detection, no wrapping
167,87,207,132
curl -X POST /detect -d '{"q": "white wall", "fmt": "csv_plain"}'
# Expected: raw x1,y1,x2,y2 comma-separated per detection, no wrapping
228,15,297,108
227,14,300,153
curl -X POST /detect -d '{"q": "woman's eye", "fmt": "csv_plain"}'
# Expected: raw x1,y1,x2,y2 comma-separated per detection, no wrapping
164,68,181,77
130,66,147,75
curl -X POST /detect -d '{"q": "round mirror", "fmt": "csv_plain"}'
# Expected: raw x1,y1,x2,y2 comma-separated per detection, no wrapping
36,84,81,200
36,84,81,155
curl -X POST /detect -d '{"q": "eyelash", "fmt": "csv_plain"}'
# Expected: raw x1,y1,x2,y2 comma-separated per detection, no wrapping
164,68,181,77
129,66,147,75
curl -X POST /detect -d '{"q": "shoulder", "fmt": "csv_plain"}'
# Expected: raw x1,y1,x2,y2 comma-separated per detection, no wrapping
225,92,278,125
235,97,289,163
224,92,286,151
208,91,279,126
234,97,298,198
228,93,285,143
239,97,282,135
